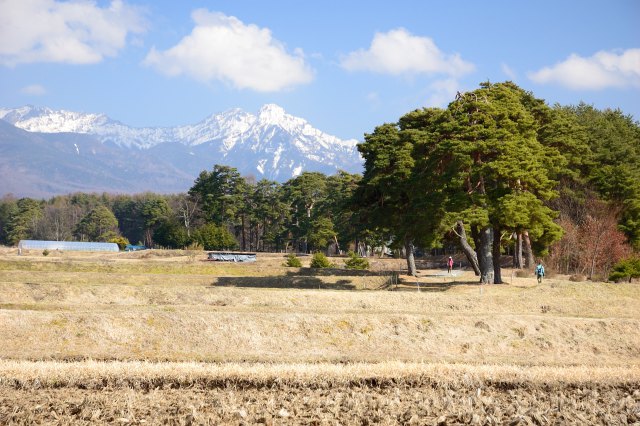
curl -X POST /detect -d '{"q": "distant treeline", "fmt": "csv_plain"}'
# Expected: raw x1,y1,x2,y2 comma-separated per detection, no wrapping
0,82,638,281
0,169,361,255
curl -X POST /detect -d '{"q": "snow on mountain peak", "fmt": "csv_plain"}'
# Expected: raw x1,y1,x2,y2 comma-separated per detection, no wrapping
258,103,286,122
1,103,363,179
0,105,112,134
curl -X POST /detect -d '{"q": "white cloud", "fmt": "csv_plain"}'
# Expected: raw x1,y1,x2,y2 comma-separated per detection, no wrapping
143,10,314,92
528,49,640,90
340,28,474,77
0,0,146,66
20,84,47,95
501,63,517,81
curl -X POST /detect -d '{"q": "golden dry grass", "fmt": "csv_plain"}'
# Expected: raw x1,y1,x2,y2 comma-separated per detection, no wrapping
1,247,639,424
1,252,638,365
2,360,639,389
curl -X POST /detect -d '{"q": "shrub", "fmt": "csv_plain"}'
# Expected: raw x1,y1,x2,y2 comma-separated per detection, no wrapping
283,253,302,267
108,236,130,251
310,252,333,268
609,257,640,283
42,249,50,256
344,251,369,270
153,220,190,249
569,274,586,282
193,223,237,251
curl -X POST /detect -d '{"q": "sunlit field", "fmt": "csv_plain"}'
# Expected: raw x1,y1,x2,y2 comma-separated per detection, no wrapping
1,247,638,424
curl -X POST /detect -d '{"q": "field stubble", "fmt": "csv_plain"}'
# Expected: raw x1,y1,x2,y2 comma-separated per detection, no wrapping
0,248,639,424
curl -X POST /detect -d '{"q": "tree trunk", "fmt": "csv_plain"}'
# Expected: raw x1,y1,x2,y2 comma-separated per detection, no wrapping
405,236,417,276
455,221,480,275
476,226,494,284
589,227,605,280
241,214,246,251
514,231,523,269
522,230,535,268
492,225,503,284
144,229,153,248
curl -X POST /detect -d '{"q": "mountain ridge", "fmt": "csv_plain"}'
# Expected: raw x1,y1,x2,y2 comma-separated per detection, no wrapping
0,104,363,198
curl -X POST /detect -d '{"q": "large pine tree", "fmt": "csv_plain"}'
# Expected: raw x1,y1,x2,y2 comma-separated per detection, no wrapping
442,82,562,283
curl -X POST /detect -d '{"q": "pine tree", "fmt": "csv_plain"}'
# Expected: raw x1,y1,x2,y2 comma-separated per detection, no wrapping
355,122,419,275
442,82,562,283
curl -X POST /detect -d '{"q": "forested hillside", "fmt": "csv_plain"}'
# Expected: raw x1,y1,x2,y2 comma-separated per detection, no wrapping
1,82,638,282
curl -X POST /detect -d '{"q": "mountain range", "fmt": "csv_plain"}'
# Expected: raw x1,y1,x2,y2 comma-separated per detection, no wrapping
0,104,363,198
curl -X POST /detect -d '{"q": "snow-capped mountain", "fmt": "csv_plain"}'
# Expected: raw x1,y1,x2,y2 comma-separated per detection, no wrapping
0,104,363,197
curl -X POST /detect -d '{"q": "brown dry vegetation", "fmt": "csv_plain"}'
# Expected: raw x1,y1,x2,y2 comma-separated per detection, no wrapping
0,247,639,424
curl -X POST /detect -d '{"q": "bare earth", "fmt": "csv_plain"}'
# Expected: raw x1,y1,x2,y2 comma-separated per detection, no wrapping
0,248,638,424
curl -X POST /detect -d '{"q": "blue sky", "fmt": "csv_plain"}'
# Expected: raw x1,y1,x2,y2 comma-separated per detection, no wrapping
1,0,638,140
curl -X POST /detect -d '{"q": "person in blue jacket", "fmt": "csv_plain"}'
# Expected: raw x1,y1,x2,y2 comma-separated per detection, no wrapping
535,261,545,283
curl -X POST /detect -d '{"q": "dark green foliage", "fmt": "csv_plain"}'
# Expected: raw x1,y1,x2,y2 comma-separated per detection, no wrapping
567,104,640,248
153,218,191,249
140,196,171,229
310,252,333,268
6,198,43,244
282,172,329,252
608,257,640,283
307,217,336,252
111,195,146,245
354,121,420,274
320,171,361,251
189,165,246,226
249,179,288,251
193,223,237,251
139,195,172,247
74,205,119,242
344,251,369,270
356,82,565,283
0,195,18,245
355,122,415,239
283,253,302,267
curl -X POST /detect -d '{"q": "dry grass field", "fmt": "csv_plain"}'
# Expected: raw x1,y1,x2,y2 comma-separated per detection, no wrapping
0,247,639,424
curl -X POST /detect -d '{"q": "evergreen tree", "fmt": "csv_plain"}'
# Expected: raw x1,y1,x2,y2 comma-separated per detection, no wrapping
0,195,18,245
442,82,562,283
282,172,328,253
569,104,640,248
6,198,43,245
193,223,237,250
140,195,172,247
251,179,288,251
74,205,119,241
189,165,247,226
111,195,146,245
355,122,419,275
153,217,191,249
321,171,361,253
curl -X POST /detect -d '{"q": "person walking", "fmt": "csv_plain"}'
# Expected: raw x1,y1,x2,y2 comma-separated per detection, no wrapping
447,256,454,274
535,261,545,283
